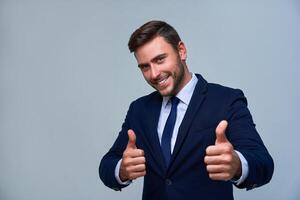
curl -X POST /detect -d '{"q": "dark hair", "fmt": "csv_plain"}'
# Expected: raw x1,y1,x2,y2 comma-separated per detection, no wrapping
128,20,182,53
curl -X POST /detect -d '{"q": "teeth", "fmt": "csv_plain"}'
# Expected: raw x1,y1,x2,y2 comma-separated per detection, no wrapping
159,79,166,84
158,77,167,85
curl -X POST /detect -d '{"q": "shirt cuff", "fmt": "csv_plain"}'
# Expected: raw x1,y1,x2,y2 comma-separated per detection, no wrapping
231,150,249,185
115,159,132,185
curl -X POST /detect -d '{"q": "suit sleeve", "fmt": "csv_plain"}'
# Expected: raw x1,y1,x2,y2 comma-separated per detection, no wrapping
226,89,274,190
99,101,135,191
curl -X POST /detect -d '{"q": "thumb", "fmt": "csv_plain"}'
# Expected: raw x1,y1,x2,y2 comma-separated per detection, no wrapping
215,120,229,144
127,129,137,149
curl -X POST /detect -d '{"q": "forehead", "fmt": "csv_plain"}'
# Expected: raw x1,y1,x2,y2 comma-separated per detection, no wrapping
134,36,176,63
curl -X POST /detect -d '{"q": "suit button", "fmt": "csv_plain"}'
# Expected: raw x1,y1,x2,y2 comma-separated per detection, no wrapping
166,179,172,185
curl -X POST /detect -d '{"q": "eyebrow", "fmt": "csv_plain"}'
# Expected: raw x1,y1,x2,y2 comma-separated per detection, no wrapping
138,53,167,68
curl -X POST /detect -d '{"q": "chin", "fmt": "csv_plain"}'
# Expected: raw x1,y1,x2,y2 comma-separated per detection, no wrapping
157,82,176,96
158,88,174,97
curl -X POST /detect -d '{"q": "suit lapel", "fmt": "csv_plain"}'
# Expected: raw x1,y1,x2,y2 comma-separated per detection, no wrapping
142,92,167,173
167,74,208,174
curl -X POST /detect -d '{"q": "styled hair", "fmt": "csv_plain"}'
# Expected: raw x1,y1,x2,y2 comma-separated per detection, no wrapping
128,20,181,53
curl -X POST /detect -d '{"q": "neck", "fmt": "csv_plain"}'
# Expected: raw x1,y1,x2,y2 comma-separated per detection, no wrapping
174,65,192,96
181,61,192,85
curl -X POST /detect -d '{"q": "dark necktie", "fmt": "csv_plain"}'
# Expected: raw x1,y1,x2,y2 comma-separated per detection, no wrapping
161,96,180,166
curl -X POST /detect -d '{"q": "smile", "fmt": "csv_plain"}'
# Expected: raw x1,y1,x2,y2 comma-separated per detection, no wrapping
155,75,169,89
158,77,168,85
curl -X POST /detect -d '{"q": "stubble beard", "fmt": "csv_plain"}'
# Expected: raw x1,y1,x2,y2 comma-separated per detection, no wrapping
155,57,186,97
169,59,185,96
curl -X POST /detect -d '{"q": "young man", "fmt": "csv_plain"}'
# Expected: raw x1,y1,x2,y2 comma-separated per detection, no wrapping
99,20,274,200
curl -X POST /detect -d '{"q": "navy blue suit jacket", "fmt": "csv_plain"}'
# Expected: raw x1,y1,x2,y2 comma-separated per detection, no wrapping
99,74,274,200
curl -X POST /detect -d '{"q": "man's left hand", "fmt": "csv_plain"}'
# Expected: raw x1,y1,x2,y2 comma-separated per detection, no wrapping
204,120,242,181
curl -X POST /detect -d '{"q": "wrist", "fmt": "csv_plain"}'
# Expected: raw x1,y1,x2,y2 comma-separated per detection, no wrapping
115,159,132,185
119,171,129,182
233,151,242,180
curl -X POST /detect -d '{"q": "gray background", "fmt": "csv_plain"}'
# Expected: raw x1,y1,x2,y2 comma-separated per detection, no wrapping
1,0,299,199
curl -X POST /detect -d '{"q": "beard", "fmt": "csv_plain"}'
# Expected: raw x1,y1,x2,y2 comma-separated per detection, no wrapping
149,56,186,97
168,58,185,96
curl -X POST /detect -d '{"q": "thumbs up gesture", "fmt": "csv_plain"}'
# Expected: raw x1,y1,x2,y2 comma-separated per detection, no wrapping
119,129,146,181
204,120,242,181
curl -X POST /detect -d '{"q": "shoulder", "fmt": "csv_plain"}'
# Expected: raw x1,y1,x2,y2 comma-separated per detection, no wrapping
194,73,245,99
195,77,248,107
207,83,245,98
204,82,248,109
128,91,161,109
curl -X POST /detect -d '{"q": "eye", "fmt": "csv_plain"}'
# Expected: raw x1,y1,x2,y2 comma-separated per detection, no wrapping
156,56,165,64
139,64,150,71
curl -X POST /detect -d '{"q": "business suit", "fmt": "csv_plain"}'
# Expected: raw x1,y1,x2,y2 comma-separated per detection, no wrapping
99,74,274,200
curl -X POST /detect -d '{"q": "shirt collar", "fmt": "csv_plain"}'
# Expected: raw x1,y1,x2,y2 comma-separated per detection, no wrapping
162,73,198,107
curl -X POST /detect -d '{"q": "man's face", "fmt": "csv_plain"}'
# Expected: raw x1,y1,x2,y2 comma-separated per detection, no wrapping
134,36,189,96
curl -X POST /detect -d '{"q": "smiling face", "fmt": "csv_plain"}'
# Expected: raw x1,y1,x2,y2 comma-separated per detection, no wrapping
134,36,191,96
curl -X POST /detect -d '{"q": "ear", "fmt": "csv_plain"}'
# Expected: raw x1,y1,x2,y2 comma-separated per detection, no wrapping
177,41,187,61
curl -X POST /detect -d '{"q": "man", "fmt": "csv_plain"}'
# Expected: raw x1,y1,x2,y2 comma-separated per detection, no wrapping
99,20,274,200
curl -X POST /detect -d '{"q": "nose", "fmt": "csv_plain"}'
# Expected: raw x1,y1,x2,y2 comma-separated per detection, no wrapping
150,64,160,80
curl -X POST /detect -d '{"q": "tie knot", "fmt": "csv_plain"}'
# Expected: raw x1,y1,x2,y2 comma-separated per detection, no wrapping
170,96,180,107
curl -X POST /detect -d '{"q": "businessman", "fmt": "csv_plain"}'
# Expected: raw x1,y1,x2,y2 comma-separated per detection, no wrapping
99,20,274,200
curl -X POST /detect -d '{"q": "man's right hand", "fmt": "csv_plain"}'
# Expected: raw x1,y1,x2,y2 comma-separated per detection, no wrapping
119,129,146,182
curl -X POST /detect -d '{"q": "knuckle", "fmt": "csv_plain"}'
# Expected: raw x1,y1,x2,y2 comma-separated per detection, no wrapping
140,149,145,156
125,166,130,172
124,149,134,157
126,158,133,165
224,172,231,180
204,156,208,163
205,146,213,154
224,155,233,163
132,149,139,154
123,151,129,157
135,149,143,156
141,157,146,163
206,165,211,172
224,165,231,171
227,155,233,163
142,164,146,170
224,145,232,152
123,159,129,166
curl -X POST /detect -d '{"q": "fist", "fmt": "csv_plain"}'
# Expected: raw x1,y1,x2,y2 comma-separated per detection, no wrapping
204,120,242,181
119,129,146,181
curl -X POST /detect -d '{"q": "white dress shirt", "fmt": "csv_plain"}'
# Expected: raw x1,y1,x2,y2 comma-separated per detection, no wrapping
115,73,248,185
